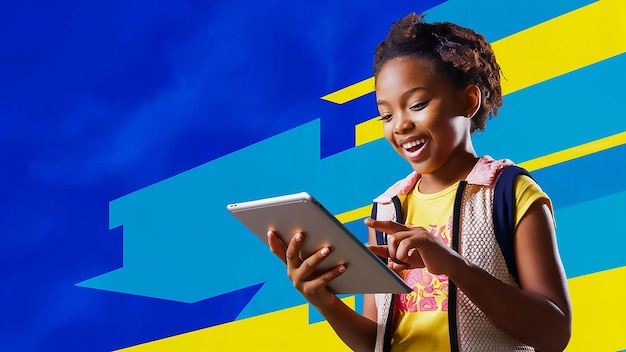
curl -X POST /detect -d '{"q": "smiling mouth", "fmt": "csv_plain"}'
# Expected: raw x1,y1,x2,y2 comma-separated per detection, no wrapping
401,138,427,153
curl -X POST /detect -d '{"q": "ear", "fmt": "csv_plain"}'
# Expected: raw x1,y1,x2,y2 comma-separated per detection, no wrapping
462,84,482,119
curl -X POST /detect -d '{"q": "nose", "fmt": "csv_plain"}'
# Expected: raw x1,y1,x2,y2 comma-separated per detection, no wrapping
392,112,414,134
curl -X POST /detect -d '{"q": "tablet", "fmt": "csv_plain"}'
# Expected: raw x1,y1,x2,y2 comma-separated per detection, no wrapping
227,192,411,294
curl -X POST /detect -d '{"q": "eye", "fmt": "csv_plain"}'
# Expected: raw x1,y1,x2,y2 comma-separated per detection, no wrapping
378,113,393,122
409,101,429,111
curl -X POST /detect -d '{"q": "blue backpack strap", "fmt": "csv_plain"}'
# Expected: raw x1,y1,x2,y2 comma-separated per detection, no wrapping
493,165,533,283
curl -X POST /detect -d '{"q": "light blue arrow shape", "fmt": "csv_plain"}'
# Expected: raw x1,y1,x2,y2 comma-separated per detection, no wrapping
76,119,412,318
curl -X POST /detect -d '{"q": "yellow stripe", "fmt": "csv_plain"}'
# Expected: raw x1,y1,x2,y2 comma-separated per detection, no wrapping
116,267,626,351
115,297,355,352
350,0,626,146
321,77,374,104
355,115,383,147
355,116,382,146
565,266,626,351
335,204,372,224
518,130,626,171
495,0,626,96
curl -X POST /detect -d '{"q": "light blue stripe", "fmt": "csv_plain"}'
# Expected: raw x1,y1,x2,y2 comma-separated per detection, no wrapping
425,0,596,42
556,189,626,278
473,53,626,164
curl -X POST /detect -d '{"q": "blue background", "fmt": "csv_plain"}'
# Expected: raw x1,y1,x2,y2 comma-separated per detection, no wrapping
2,0,623,351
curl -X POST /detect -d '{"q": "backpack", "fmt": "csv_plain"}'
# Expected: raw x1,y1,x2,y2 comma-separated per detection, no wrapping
372,165,532,283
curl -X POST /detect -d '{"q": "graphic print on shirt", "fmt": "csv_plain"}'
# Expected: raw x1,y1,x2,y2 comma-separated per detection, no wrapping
398,216,453,313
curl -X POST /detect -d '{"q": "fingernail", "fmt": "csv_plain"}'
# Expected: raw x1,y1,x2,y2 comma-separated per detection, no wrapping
295,232,302,241
321,247,329,256
338,265,346,273
267,230,272,238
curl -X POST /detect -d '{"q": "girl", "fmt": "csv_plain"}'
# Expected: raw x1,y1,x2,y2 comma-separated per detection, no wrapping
268,13,571,352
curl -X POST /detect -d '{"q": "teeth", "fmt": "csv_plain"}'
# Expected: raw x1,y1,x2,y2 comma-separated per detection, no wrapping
401,139,426,149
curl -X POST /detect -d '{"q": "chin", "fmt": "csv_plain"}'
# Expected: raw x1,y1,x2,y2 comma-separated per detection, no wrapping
408,158,445,175
407,161,431,175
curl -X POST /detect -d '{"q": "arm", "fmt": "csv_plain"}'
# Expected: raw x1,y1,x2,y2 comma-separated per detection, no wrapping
312,296,377,352
366,200,572,352
267,230,378,351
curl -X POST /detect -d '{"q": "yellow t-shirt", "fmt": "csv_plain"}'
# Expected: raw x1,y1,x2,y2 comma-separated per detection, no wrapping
390,175,550,352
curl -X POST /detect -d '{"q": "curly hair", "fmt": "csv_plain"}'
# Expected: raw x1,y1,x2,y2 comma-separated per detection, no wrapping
373,13,502,132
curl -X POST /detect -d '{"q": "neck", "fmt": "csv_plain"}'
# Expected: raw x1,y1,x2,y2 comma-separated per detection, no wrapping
418,151,479,194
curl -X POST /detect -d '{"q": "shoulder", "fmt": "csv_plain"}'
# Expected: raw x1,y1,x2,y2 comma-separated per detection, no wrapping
513,175,550,207
514,174,544,195
513,174,554,227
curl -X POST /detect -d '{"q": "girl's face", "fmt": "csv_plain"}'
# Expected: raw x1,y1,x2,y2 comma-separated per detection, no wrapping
375,56,477,178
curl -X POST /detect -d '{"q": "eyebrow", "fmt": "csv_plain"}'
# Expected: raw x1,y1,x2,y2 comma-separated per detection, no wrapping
377,86,429,105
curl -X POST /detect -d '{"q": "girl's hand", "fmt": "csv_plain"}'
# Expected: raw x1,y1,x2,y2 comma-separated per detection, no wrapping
364,218,462,275
267,230,346,309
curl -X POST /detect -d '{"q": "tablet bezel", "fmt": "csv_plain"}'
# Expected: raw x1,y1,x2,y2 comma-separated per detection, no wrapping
227,192,411,294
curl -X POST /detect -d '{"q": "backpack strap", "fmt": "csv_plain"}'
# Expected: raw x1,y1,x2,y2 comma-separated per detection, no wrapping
371,199,401,352
493,165,533,283
371,196,403,245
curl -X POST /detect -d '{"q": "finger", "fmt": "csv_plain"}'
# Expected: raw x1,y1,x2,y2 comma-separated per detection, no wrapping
285,232,304,268
306,264,347,291
367,245,390,259
386,234,413,265
321,264,347,284
395,239,416,264
296,246,331,278
389,234,427,268
395,246,419,266
385,234,399,263
364,218,410,234
267,230,287,263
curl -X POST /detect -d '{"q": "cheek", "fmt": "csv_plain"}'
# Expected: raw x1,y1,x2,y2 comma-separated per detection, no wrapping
383,123,395,144
433,117,469,146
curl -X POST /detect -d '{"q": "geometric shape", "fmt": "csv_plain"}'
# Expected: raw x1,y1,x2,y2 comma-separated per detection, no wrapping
518,130,626,172
114,298,356,351
321,77,374,104
565,266,626,352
